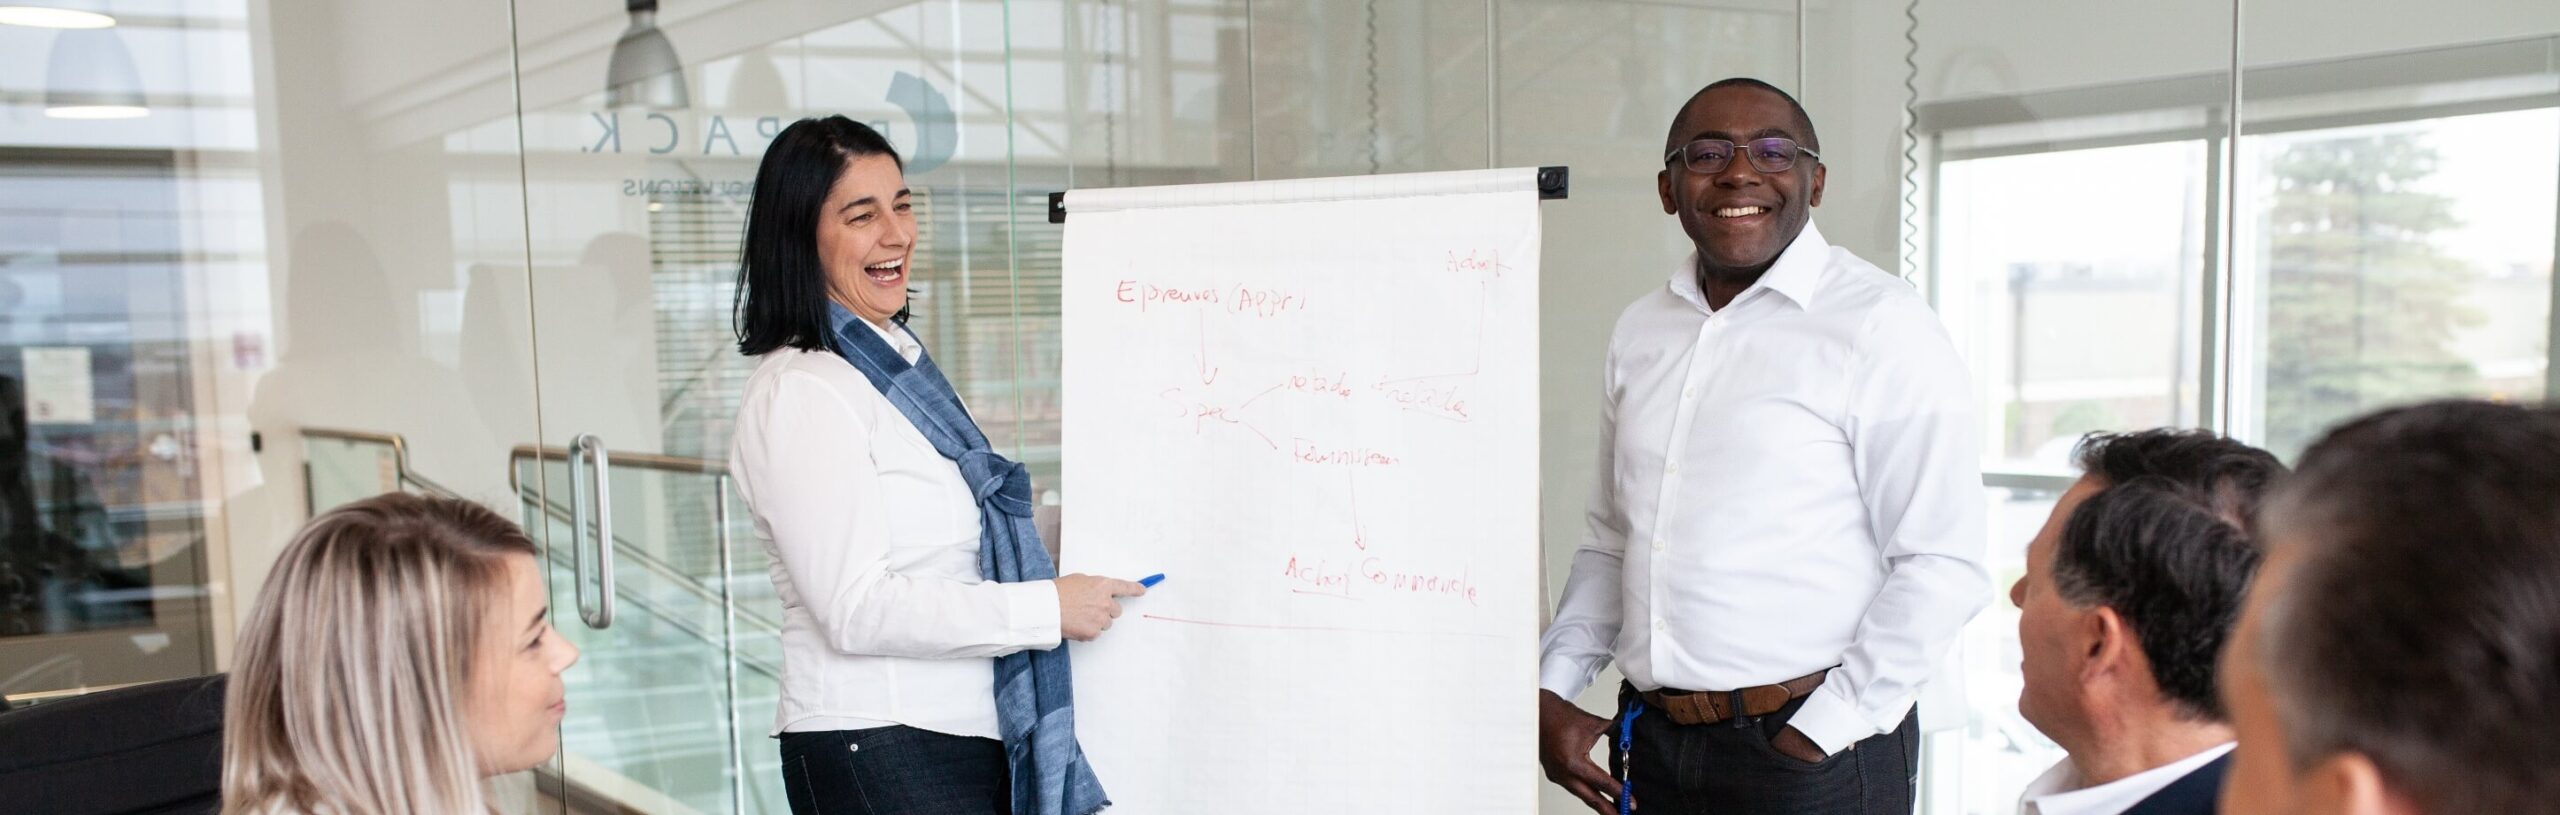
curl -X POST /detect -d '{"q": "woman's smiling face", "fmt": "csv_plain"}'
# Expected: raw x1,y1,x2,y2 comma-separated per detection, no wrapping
816,154,916,328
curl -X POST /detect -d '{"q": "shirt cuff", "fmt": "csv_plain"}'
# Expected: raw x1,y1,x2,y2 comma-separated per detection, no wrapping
1538,655,1602,701
1000,579,1064,650
1787,677,1885,757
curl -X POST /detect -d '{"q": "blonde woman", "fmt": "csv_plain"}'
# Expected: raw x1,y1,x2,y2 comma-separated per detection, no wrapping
221,492,579,814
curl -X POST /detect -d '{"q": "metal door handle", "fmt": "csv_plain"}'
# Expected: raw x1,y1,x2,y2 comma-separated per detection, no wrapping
568,433,615,629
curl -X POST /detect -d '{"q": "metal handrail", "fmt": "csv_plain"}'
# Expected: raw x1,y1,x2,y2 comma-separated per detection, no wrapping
510,443,729,475
506,445,785,636
302,429,781,673
300,427,466,499
510,441,769,815
499,484,778,661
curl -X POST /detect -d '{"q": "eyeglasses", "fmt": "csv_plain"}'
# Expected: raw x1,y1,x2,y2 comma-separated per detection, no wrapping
1663,138,1821,175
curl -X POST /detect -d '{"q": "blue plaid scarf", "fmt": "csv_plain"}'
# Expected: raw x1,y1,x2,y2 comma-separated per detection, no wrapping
825,304,1110,815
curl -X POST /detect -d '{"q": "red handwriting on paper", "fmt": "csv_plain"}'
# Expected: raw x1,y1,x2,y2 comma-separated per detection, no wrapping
1195,311,1220,384
1228,285,1307,317
1285,371,1354,400
1445,249,1514,278
1371,378,1471,422
1138,613,1504,640
1283,554,1479,607
1292,438,1399,467
1115,280,1221,312
1159,387,1280,449
1282,555,1357,599
1361,557,1480,606
1345,467,1367,550
1113,280,1306,318
1234,383,1286,412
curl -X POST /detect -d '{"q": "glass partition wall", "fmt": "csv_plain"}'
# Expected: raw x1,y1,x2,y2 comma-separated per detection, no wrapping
1913,4,2559,814
3,1,2555,813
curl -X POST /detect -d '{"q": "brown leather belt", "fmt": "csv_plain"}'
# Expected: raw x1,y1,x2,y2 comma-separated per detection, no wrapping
1636,670,1829,727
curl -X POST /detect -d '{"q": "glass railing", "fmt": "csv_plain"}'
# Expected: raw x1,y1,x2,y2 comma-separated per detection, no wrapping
301,429,787,814
511,444,788,815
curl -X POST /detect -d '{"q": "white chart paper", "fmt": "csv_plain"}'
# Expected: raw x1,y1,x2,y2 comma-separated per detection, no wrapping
1060,169,1544,814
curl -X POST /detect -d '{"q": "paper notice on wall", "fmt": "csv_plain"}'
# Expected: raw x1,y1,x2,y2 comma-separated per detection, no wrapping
22,346,94,424
1059,168,1544,814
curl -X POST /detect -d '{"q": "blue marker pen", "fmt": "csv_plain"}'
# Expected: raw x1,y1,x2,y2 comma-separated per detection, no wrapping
1138,573,1166,589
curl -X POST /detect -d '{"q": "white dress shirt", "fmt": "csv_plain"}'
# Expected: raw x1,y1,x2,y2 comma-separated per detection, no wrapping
2018,743,2235,815
730,318,1064,739
1537,221,1990,755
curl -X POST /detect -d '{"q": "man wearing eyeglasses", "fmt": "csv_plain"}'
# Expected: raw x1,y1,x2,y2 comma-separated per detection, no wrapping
1536,78,1988,815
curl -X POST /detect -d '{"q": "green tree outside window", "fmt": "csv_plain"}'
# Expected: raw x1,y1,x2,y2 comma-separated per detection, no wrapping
2262,133,2485,459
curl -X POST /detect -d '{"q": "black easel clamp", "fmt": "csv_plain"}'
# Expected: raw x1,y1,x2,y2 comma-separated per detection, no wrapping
1538,165,1569,200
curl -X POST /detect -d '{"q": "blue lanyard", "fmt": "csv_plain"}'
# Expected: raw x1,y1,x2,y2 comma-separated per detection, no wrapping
1617,699,1645,815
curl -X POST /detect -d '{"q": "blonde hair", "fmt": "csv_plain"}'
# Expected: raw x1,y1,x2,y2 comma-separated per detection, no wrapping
222,493,539,815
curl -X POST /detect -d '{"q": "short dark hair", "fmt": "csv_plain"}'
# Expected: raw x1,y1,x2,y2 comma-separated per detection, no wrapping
2075,428,2286,528
2256,400,2560,814
1666,77,1820,156
2052,478,2258,720
733,116,904,357
2051,429,2284,721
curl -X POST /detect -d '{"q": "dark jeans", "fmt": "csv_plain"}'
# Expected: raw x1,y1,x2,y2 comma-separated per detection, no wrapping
779,726,1010,815
1610,686,1920,815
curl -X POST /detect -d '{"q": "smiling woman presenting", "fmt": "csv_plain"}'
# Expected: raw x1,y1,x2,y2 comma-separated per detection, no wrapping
727,116,1143,815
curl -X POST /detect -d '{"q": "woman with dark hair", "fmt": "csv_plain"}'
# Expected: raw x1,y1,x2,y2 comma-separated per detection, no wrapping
728,116,1139,815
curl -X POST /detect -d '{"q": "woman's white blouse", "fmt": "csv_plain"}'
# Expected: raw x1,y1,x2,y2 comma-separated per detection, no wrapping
728,331,1063,740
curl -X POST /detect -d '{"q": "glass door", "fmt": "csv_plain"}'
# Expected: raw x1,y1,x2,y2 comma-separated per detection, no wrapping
506,2,1035,811
240,0,555,809
1,2,551,813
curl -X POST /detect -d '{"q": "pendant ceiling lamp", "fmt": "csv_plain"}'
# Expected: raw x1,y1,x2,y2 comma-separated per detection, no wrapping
0,4,115,29
605,0,688,109
45,23,148,119
725,47,786,111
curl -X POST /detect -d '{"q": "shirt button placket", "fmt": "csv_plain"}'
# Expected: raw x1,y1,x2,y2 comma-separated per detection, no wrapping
1646,315,1719,672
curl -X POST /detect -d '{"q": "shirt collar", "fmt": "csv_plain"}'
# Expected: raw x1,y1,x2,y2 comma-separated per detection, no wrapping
2019,742,2236,815
825,302,921,363
1665,220,1829,313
